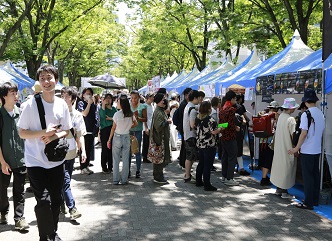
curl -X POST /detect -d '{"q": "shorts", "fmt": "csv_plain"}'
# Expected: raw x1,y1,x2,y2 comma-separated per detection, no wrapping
258,143,274,169
185,137,198,162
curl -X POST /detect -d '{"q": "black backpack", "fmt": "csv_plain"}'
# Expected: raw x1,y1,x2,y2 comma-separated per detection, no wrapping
292,110,313,147
172,108,181,128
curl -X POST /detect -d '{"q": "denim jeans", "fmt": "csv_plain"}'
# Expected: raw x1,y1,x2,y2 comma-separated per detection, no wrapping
113,133,130,183
100,126,113,171
0,166,26,221
301,153,320,207
128,130,142,172
221,139,238,179
196,147,216,187
27,164,64,240
62,159,75,211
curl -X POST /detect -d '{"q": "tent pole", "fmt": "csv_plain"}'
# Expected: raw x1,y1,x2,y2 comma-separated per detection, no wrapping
320,61,327,191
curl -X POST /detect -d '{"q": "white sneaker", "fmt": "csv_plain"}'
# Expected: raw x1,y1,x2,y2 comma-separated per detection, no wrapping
86,167,94,174
224,179,239,186
281,193,294,199
81,168,90,174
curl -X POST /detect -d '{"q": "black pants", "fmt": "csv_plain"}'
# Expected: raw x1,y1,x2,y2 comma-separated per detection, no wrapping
0,167,26,221
27,164,64,240
179,133,186,168
142,131,149,162
196,148,216,187
221,139,238,179
80,134,94,170
100,126,112,171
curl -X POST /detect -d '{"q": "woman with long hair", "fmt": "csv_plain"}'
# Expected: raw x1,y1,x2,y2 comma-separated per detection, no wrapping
107,95,137,185
195,101,222,191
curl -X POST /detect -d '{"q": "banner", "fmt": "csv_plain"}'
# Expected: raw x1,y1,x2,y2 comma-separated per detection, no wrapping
147,75,161,93
323,0,332,61
199,84,215,97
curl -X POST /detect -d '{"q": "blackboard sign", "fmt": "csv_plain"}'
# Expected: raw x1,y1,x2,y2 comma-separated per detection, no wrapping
262,94,273,103
256,75,274,95
297,69,320,94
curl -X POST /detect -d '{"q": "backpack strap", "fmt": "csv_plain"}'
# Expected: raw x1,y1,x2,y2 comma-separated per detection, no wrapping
35,93,46,130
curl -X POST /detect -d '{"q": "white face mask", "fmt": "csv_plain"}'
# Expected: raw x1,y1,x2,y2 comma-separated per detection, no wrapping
84,94,91,101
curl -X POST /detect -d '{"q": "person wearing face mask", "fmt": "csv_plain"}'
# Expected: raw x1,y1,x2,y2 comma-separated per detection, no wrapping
128,90,147,178
195,101,223,191
77,88,97,175
151,93,172,183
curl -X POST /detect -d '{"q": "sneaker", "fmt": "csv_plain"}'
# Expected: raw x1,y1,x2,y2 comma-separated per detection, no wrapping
135,171,141,178
15,218,29,230
204,185,217,191
239,169,250,176
281,193,295,199
69,207,82,220
260,178,272,186
220,177,226,183
86,167,94,174
80,168,90,174
153,179,168,184
102,169,110,174
224,179,239,186
60,202,67,214
0,213,8,224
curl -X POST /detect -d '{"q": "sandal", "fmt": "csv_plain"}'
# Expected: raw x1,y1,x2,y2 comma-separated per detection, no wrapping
295,203,313,210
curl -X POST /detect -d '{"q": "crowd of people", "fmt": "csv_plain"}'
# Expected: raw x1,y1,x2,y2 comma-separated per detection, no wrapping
0,64,326,240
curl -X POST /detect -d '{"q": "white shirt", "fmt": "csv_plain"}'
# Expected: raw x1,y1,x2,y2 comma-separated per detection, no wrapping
299,106,325,154
183,102,198,140
143,103,154,131
18,96,72,168
113,110,136,135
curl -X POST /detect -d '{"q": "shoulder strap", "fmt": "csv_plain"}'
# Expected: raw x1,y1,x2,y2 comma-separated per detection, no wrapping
188,106,195,116
35,94,46,129
305,109,314,129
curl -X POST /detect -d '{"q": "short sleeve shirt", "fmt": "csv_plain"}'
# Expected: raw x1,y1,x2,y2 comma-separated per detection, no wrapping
130,103,146,132
196,116,217,148
113,110,136,135
17,96,72,168
183,102,198,140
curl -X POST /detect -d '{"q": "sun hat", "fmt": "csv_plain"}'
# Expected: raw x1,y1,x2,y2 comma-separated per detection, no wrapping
267,101,280,109
302,88,319,102
281,98,299,109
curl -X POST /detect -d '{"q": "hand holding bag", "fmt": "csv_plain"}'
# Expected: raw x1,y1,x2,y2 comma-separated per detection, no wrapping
130,135,139,154
147,114,164,164
35,94,70,162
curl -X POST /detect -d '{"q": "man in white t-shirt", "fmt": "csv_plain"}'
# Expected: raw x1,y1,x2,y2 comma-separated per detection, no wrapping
289,89,325,210
183,90,199,182
18,65,72,241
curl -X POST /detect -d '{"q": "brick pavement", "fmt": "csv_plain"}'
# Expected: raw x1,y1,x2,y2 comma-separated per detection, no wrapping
1,146,332,241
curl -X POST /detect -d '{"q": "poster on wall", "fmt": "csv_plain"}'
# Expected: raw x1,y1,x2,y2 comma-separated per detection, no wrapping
255,75,274,95
297,70,321,94
199,84,215,97
244,87,254,101
275,72,297,94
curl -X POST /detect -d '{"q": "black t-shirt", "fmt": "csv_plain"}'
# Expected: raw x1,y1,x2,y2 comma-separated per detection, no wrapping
77,100,97,132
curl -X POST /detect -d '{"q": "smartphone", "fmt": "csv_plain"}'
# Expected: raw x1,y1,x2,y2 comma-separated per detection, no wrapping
55,124,62,129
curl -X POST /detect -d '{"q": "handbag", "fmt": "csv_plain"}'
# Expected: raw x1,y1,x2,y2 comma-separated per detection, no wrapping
130,135,139,154
147,114,164,164
35,94,70,162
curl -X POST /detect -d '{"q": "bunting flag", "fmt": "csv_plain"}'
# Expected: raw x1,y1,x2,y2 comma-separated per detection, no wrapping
323,0,332,61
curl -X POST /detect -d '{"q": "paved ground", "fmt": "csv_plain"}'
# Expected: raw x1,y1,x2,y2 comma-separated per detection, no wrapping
1,145,332,241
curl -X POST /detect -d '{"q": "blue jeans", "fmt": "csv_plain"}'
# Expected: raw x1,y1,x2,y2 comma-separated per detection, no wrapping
63,159,75,210
300,153,320,207
196,147,216,187
113,133,130,183
129,130,143,172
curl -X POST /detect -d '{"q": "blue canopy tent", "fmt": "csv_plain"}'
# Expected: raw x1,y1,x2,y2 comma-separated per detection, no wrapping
199,49,262,95
219,31,314,89
2,61,35,85
0,67,33,90
163,69,187,91
167,66,200,92
190,57,235,89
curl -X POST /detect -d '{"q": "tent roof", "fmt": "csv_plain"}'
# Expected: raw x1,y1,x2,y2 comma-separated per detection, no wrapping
167,66,200,89
221,30,314,88
163,69,187,89
0,67,32,90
